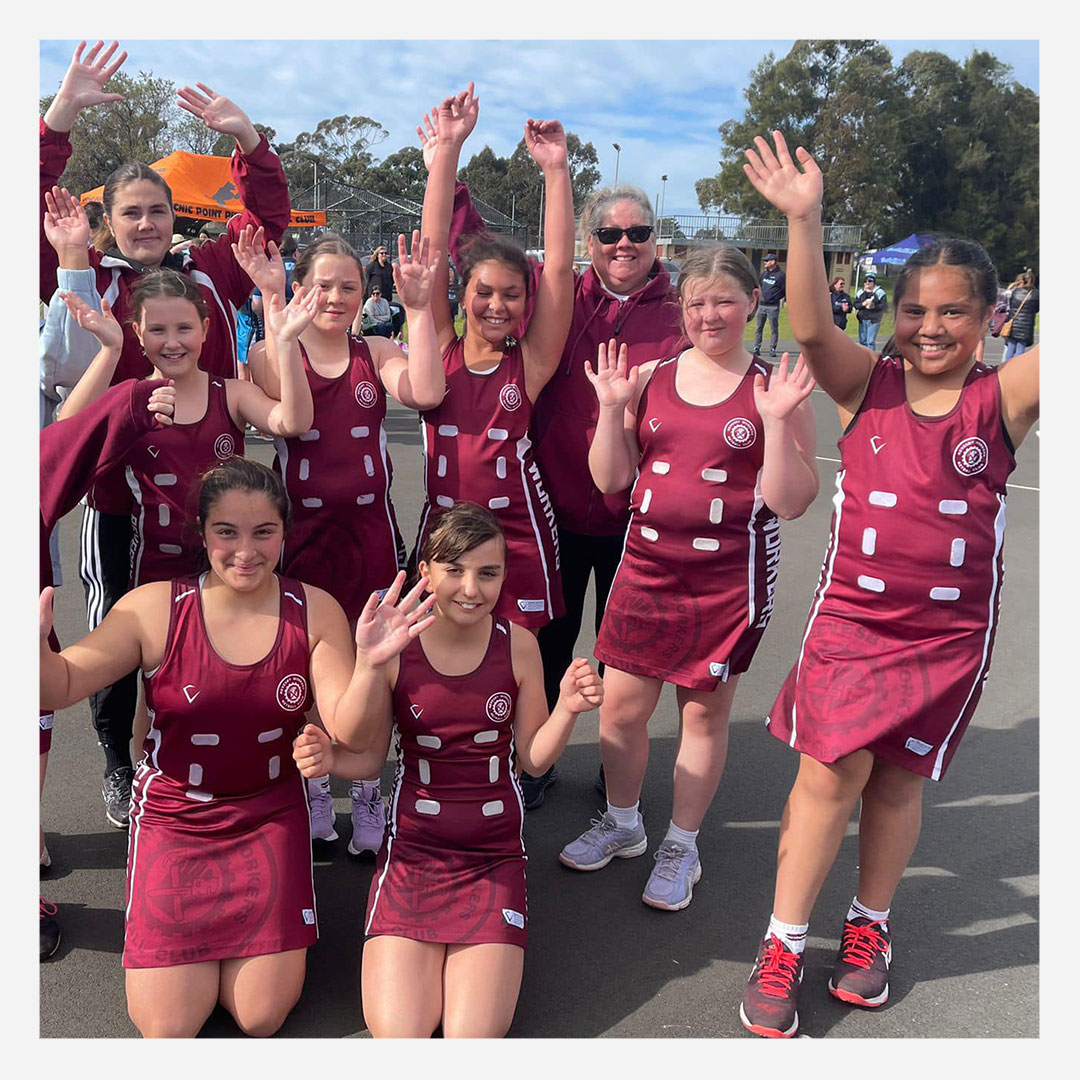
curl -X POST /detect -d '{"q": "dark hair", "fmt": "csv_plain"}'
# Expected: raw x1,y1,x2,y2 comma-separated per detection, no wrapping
457,233,532,300
879,238,999,358
92,163,174,252
130,269,209,324
675,244,760,326
196,457,292,537
292,232,363,286
279,235,299,257
419,502,506,567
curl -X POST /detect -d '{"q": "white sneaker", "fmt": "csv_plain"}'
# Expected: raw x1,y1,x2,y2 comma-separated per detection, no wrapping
307,775,338,841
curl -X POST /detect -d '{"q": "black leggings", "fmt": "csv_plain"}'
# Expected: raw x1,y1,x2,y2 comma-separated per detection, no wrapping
536,529,625,711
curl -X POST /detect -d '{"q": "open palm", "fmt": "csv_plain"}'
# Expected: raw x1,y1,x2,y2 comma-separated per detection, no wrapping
392,230,440,309
176,83,252,140
354,572,437,667
584,339,638,409
753,352,816,422
743,130,823,219
57,40,127,112
232,224,286,297
44,187,91,252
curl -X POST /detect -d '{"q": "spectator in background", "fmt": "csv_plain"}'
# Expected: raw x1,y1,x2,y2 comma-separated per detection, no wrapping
855,272,887,351
752,251,785,358
829,275,852,330
361,286,394,337
366,244,404,342
1002,271,1039,363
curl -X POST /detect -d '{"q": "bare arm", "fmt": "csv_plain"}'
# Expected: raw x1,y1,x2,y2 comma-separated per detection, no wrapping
755,354,819,520
586,341,647,493
998,343,1039,449
743,131,874,412
292,722,388,782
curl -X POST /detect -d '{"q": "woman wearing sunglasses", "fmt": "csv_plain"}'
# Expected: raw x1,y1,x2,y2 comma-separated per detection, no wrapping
442,174,686,810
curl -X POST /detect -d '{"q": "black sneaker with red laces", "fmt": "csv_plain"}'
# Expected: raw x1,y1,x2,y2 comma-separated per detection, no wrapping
40,898,60,961
828,916,891,1007
739,933,804,1038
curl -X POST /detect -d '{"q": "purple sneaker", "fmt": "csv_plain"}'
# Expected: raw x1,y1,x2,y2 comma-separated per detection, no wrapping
641,841,701,910
307,775,338,842
347,781,385,856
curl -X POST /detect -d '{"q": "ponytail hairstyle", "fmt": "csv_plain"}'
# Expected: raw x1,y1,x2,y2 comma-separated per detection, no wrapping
129,268,209,325
92,163,174,252
878,237,999,358
292,232,363,286
675,244,760,327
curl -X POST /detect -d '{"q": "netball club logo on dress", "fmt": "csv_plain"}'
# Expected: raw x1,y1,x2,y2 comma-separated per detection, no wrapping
213,433,236,459
354,381,379,408
499,383,523,411
485,692,512,723
276,674,308,711
723,417,757,449
953,436,989,476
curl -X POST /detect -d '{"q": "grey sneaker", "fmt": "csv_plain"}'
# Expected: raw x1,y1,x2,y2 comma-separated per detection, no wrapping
307,775,339,842
347,780,385,856
559,811,647,871
641,840,702,910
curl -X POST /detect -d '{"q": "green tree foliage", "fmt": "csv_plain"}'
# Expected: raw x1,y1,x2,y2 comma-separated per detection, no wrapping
458,145,511,212
365,146,427,205
696,40,1038,275
277,114,389,192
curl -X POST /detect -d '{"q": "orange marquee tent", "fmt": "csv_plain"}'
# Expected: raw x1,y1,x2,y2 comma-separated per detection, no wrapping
81,150,326,229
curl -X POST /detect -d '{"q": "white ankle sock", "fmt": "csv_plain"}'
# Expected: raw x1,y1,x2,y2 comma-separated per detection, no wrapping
849,896,890,929
607,801,641,829
768,914,809,954
664,821,699,850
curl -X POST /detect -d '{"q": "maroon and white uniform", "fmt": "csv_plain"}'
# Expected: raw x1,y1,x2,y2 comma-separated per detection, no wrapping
125,377,243,587
274,337,404,620
124,574,316,968
767,358,1016,781
594,354,780,690
365,617,527,948
415,338,563,629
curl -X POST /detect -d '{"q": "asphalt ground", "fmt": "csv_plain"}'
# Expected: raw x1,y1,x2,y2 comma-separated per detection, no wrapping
38,334,1040,1043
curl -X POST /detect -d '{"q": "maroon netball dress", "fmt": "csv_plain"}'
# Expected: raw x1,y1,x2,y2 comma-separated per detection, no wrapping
364,616,528,948
767,358,1016,781
124,574,317,968
415,338,563,629
274,337,404,621
594,353,781,690
125,377,244,587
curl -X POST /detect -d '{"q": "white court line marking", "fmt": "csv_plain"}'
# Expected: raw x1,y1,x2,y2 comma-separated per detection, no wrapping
814,456,1038,492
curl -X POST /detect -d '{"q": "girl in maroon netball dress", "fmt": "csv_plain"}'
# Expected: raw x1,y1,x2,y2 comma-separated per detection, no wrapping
737,131,1040,1038
292,503,603,1037
412,85,575,631
559,247,819,913
40,458,376,1037
236,225,445,853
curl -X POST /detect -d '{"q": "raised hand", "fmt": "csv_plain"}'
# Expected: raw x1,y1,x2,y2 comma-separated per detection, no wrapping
558,658,604,714
292,723,333,779
231,224,286,297
524,119,568,172
43,187,91,253
584,338,639,409
52,41,127,118
742,130,823,220
354,571,438,668
754,352,816,423
147,380,176,427
433,82,479,148
59,293,124,350
264,283,322,342
416,108,439,170
176,83,256,143
392,230,441,309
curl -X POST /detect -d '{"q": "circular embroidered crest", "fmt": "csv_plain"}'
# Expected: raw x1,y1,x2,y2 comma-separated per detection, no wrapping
354,381,379,409
213,433,236,459
723,417,757,449
953,436,989,476
485,692,513,723
499,383,523,412
276,674,308,712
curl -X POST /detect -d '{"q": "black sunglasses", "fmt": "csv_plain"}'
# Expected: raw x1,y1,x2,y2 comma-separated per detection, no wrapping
592,225,654,245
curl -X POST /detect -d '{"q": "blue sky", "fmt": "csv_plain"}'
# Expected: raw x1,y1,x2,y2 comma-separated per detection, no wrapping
38,38,1038,219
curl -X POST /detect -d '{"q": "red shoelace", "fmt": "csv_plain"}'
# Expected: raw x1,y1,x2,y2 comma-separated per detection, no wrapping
40,898,58,920
756,935,801,997
838,920,888,969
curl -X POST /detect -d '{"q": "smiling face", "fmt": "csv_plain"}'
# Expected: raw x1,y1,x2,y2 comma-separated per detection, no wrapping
419,536,507,627
464,260,528,346
132,295,208,378
105,179,175,267
297,252,363,331
680,273,759,356
892,265,990,376
201,488,285,593
587,200,657,296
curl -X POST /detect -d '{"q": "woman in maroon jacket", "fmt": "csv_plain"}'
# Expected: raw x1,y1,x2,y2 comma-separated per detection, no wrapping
446,175,686,807
40,40,292,829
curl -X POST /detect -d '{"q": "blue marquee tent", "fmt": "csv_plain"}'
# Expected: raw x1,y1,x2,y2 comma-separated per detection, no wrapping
854,233,937,290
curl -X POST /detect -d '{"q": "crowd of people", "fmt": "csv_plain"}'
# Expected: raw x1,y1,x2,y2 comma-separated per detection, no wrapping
39,42,1039,1040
